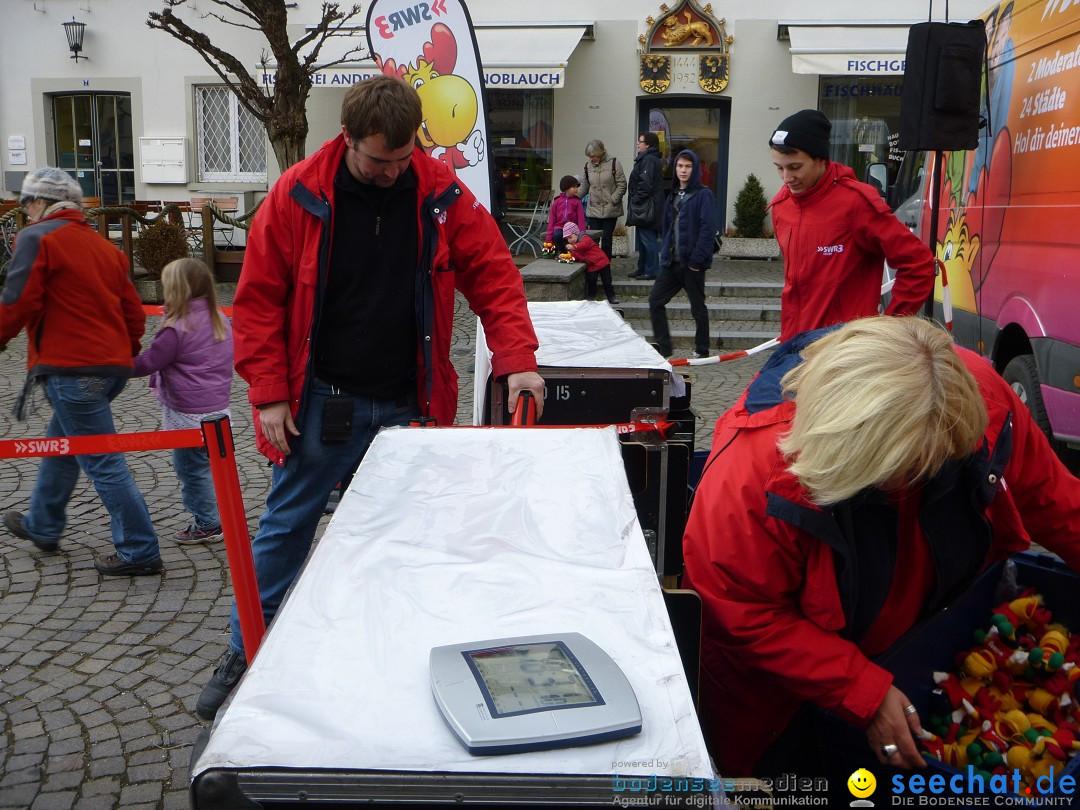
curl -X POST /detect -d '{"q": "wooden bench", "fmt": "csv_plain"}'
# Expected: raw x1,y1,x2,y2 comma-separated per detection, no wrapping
518,256,587,301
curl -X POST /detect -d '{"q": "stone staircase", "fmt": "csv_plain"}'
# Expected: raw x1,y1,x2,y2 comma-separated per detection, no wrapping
608,256,783,351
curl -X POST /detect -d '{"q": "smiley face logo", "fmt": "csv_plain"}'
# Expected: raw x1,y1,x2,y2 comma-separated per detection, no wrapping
848,768,877,799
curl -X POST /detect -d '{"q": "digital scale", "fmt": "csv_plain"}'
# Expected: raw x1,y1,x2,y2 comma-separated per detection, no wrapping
430,632,642,755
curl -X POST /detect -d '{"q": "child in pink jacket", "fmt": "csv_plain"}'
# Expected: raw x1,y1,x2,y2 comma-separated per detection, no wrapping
546,175,587,254
564,222,618,304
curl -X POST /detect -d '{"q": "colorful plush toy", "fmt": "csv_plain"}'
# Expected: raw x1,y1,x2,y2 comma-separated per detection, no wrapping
916,591,1080,791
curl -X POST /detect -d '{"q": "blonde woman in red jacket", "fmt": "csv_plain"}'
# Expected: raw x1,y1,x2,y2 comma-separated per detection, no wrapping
683,317,1080,782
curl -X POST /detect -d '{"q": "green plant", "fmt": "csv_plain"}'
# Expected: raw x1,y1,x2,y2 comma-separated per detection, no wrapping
133,219,189,278
732,173,769,238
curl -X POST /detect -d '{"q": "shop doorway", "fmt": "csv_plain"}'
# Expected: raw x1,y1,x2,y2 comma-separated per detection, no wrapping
637,97,730,234
51,93,135,205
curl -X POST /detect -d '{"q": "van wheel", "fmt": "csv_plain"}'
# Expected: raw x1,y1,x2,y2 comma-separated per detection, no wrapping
1002,354,1052,439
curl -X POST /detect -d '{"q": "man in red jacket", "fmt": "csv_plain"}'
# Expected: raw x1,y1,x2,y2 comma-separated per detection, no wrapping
768,110,935,340
683,317,1080,782
0,167,161,577
195,76,545,721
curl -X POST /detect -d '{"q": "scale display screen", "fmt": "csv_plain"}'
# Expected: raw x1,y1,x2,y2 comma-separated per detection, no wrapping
430,632,641,755
465,640,602,717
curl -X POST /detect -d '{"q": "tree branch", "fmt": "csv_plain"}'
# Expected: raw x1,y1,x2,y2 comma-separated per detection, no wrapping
200,10,263,31
293,3,361,53
148,6,272,121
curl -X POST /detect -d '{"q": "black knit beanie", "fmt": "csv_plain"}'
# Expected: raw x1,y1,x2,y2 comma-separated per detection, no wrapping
769,109,832,159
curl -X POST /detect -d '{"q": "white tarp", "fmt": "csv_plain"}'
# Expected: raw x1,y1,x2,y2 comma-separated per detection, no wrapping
191,427,713,782
473,300,685,425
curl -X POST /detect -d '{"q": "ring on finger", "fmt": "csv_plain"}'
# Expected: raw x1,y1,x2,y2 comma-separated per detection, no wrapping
881,743,900,758
903,704,917,717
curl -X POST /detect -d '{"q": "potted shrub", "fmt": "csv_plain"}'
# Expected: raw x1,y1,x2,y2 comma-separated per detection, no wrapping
721,174,780,259
132,219,189,302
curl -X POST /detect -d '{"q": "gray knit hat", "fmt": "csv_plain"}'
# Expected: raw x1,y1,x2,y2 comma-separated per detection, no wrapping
19,167,82,206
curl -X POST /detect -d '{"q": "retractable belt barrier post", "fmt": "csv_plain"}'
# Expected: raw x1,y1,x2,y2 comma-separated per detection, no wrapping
0,416,267,661
200,417,266,660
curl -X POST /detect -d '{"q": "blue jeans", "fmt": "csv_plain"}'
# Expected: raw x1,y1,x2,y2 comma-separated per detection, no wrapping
23,375,159,563
174,446,219,529
228,378,420,656
636,227,659,278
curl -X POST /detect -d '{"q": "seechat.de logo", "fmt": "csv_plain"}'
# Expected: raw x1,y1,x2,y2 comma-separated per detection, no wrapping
849,768,877,807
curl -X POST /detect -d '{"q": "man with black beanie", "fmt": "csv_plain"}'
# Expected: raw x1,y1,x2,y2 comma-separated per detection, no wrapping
768,109,935,340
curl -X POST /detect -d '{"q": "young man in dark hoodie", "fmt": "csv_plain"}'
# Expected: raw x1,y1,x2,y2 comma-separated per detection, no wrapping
650,149,716,358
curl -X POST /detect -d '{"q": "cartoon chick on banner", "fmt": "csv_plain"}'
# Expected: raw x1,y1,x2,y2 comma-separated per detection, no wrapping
366,0,492,210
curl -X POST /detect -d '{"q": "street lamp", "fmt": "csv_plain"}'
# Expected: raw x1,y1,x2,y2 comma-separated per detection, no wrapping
62,17,87,63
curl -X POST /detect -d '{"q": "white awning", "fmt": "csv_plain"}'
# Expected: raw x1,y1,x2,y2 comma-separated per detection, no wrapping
786,24,911,75
475,26,587,88
258,24,588,89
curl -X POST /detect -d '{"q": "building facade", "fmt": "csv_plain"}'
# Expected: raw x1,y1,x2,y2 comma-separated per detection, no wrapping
1,0,989,231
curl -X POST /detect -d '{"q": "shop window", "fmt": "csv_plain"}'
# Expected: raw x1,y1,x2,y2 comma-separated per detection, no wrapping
818,76,905,187
487,89,553,204
195,86,267,183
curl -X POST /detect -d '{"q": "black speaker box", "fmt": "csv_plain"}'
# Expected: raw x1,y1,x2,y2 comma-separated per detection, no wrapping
899,20,986,151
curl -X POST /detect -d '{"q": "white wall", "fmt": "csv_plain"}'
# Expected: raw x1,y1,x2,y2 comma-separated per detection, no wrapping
1,0,993,211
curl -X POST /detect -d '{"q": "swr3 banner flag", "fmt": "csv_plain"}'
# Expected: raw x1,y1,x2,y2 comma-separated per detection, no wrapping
366,0,492,209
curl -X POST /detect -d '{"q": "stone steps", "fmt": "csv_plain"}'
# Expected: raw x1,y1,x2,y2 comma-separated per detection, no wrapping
607,256,783,352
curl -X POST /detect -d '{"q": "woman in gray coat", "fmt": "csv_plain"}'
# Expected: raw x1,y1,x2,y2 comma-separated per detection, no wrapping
579,139,627,260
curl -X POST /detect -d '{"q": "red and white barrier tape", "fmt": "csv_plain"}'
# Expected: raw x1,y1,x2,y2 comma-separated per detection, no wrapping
670,337,780,367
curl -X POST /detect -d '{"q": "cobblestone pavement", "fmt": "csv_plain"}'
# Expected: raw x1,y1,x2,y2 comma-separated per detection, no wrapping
0,270,768,810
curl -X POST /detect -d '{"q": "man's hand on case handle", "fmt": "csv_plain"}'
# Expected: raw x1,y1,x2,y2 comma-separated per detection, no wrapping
506,371,545,421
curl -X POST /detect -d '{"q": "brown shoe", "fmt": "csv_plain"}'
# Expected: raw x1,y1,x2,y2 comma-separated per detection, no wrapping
4,511,59,552
94,552,163,577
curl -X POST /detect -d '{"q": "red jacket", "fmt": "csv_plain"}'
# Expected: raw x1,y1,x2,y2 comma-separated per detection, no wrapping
682,332,1080,776
233,135,539,464
0,207,144,374
770,162,935,340
567,234,608,273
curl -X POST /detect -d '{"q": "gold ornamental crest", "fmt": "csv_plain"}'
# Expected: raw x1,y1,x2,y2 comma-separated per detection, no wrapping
640,54,671,94
699,54,729,93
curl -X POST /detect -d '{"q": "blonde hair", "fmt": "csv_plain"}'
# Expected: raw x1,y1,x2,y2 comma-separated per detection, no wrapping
777,317,988,505
161,258,228,341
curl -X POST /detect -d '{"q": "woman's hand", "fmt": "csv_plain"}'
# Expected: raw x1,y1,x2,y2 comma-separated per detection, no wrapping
866,685,925,769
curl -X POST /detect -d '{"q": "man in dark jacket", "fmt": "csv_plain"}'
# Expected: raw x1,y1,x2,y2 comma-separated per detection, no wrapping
650,149,716,358
627,132,665,280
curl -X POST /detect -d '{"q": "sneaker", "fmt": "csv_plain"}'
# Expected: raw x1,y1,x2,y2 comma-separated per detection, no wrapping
690,350,709,359
627,271,647,279
174,524,223,544
196,649,248,722
607,296,621,305
4,511,59,552
94,552,163,577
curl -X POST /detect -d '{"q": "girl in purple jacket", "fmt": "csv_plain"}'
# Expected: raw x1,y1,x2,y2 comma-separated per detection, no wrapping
133,258,233,544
